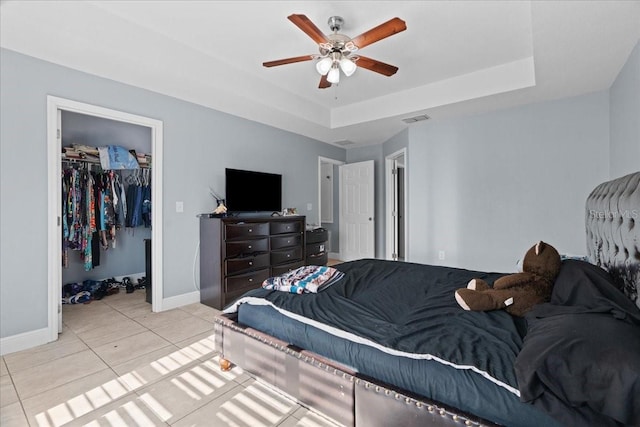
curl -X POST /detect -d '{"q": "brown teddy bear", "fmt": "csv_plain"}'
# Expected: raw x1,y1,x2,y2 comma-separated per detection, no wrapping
455,241,561,317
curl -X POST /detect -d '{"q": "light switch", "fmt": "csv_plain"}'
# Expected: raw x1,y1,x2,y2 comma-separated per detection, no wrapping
176,201,184,213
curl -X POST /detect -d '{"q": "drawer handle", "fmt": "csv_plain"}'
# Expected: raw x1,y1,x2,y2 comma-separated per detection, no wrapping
248,261,253,266
249,228,253,232
287,254,291,258
248,245,252,249
249,278,253,282
287,240,291,244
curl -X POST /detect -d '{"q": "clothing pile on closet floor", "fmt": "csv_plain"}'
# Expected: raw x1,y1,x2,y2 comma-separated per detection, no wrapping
62,276,148,304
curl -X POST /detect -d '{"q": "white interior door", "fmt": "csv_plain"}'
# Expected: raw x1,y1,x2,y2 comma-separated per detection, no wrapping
339,160,375,261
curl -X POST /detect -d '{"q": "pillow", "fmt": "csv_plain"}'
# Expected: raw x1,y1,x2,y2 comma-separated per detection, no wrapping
516,260,640,425
515,312,640,426
530,260,640,326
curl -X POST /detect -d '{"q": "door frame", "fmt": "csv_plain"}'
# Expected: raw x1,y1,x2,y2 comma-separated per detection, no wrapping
385,148,408,261
46,96,164,342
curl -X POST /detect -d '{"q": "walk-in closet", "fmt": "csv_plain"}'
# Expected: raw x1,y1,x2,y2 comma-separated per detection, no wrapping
60,111,152,309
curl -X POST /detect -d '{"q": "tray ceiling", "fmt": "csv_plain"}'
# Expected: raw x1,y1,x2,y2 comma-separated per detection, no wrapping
1,1,639,147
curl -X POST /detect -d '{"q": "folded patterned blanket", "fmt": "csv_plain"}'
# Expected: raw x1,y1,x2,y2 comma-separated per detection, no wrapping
262,265,345,294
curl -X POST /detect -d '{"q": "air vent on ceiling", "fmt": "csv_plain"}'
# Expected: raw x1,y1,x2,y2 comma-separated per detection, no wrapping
402,114,430,124
334,140,355,146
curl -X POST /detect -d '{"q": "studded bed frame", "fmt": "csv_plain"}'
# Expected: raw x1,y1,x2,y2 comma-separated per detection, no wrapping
214,171,640,427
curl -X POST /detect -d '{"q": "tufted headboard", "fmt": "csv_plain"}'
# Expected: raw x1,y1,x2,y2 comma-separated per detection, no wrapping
585,171,640,308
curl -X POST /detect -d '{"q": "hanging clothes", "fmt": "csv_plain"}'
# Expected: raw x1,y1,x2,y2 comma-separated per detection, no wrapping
124,169,151,229
61,164,144,271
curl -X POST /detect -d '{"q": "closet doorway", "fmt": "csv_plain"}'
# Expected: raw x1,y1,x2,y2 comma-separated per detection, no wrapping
385,149,407,261
47,96,163,341
318,157,344,258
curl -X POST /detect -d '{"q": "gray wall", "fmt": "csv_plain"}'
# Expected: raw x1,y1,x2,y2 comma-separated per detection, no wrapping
610,40,640,179
62,110,152,152
0,48,345,339
407,91,611,273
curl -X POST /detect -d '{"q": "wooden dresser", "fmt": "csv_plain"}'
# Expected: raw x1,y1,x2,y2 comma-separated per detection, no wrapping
199,215,305,309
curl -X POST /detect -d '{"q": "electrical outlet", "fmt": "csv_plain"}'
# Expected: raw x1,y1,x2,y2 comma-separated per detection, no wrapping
438,250,445,260
176,201,184,213
307,203,313,211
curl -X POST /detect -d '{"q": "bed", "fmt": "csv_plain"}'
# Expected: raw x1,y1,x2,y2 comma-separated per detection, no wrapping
214,171,640,427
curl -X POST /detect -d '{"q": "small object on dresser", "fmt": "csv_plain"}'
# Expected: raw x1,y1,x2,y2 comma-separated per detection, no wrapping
211,199,227,217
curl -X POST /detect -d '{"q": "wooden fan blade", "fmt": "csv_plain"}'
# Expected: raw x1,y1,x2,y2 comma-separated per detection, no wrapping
319,74,331,89
356,56,399,76
351,17,406,49
263,55,315,67
288,14,329,44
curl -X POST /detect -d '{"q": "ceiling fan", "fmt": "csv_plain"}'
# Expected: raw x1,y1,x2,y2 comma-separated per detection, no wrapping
263,14,407,89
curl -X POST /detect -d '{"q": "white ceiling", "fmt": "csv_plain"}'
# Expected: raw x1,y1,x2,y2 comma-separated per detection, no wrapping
1,1,639,147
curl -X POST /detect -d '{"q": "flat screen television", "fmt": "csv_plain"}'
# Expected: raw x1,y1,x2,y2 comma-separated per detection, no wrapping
225,168,282,213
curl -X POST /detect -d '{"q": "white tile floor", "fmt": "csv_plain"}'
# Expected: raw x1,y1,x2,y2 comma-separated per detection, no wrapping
0,289,344,427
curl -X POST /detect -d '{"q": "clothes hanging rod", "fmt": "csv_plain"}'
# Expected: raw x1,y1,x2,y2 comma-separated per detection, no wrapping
61,157,150,169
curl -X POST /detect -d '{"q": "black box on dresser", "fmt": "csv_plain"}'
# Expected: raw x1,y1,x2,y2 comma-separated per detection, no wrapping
199,215,306,310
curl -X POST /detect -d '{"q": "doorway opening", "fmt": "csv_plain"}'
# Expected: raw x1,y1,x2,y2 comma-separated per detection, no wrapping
47,96,163,342
318,157,344,260
385,149,407,261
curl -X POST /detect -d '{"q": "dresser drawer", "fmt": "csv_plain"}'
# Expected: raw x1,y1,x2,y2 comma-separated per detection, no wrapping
225,268,270,294
271,260,305,276
226,238,269,258
305,228,328,244
225,222,269,240
271,246,303,265
225,253,270,276
271,233,302,250
306,251,328,266
306,242,326,256
271,220,302,235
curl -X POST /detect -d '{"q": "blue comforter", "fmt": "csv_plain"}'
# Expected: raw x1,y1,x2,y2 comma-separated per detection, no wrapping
226,258,562,427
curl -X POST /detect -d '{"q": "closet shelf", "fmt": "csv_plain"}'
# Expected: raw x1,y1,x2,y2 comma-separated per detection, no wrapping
62,144,152,169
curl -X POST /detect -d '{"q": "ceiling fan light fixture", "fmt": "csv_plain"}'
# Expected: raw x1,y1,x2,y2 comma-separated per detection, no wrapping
327,66,340,84
339,57,357,76
265,14,406,88
316,56,333,75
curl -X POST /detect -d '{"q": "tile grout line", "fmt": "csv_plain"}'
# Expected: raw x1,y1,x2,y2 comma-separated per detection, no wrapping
5,365,30,427
10,294,329,427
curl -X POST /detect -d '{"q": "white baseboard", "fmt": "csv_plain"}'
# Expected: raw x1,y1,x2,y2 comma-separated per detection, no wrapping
161,291,200,311
0,327,52,356
1,289,200,356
